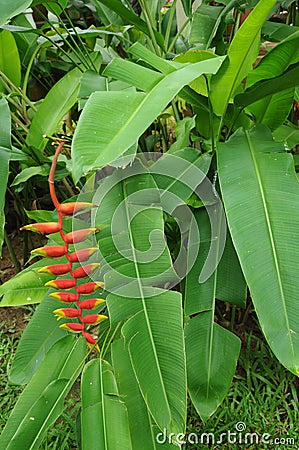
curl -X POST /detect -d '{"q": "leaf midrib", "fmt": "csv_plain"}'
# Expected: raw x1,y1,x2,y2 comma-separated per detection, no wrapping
245,130,295,358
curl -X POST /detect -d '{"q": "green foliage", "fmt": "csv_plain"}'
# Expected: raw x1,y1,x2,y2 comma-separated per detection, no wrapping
1,0,299,448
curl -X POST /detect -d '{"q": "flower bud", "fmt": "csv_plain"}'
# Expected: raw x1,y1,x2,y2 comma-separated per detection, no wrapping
59,202,96,216
59,323,84,332
81,314,108,325
68,248,98,263
45,279,76,289
64,228,98,244
72,263,100,279
54,308,80,320
77,298,105,310
50,292,79,302
31,245,67,258
38,263,71,276
20,222,60,234
75,281,104,294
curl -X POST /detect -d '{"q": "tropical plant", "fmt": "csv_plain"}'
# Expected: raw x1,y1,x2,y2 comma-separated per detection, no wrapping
1,0,299,448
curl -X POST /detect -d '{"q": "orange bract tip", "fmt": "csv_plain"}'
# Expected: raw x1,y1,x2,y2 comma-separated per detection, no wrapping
31,245,66,258
45,279,76,290
59,202,96,216
20,222,60,235
38,263,71,276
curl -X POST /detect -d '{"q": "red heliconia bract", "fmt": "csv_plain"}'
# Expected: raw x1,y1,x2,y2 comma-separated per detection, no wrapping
75,281,104,294
77,298,105,310
21,222,61,234
38,263,71,276
64,228,98,244
59,202,95,216
49,292,79,303
24,141,106,350
68,247,98,263
45,279,76,290
31,245,67,258
71,263,100,279
60,323,85,332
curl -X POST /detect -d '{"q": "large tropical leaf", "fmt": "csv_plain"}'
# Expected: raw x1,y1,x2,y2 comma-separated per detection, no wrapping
0,30,21,90
26,68,82,151
71,55,224,181
184,207,241,419
9,296,67,384
0,0,32,27
0,335,86,449
210,0,276,117
111,338,177,449
81,358,133,450
185,312,241,421
0,98,11,253
217,125,299,374
0,258,54,306
89,159,186,438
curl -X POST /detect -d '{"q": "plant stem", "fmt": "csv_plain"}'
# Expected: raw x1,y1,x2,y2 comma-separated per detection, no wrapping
164,0,178,52
4,230,21,273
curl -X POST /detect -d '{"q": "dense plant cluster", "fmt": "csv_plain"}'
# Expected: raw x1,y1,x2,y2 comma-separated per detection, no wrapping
0,1,298,449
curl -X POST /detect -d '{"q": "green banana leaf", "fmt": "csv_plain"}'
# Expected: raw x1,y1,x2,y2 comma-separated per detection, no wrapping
185,312,241,421
210,0,276,117
71,54,224,181
0,258,56,306
9,297,67,384
111,338,177,449
81,358,133,450
184,207,241,419
217,125,299,375
0,335,86,449
26,68,82,151
273,123,299,150
0,30,21,90
0,0,32,27
89,161,186,438
0,98,11,253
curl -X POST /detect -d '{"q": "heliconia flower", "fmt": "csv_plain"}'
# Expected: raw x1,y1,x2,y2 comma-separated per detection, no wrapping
45,279,76,289
59,323,84,332
77,298,105,310
38,263,71,276
81,314,108,325
72,263,100,279
54,308,80,320
64,228,98,244
59,202,96,216
20,222,60,234
68,248,98,263
82,330,97,346
50,292,79,302
76,281,104,294
31,245,67,258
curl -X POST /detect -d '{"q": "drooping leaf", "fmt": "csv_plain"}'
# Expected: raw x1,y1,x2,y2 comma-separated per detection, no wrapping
0,0,32,27
185,313,241,421
72,55,224,181
0,258,55,306
217,125,299,375
9,296,68,384
0,98,11,253
273,123,299,150
0,30,21,90
11,164,49,186
81,358,133,450
121,290,186,441
26,68,82,151
0,336,86,449
210,0,276,116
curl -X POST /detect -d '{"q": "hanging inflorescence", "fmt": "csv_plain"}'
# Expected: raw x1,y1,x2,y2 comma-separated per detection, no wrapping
21,141,107,351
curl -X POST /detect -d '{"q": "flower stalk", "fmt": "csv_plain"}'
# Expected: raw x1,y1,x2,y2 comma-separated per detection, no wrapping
22,140,107,351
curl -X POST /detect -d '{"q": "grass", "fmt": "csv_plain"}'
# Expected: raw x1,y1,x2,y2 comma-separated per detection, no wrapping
0,318,298,449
